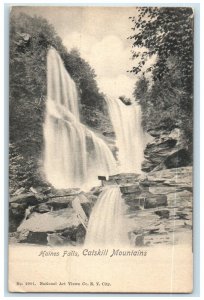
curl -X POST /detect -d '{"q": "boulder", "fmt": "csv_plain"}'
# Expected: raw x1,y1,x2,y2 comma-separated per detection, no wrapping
81,202,93,217
9,203,27,232
10,202,27,215
120,183,140,194
29,186,52,194
62,224,86,245
144,194,167,209
71,193,93,218
118,96,132,105
142,127,190,172
145,138,177,155
17,208,80,233
154,209,170,219
139,179,166,188
147,126,178,138
122,187,167,210
10,192,45,206
109,173,140,185
164,149,191,169
9,192,47,231
90,186,104,196
144,138,177,165
168,127,184,140
17,229,30,242
17,224,86,246
148,227,160,234
46,196,74,210
102,131,116,138
141,160,157,172
47,232,68,246
18,230,48,244
122,194,145,211
33,203,52,213
147,128,165,137
85,193,98,203
175,211,190,220
46,188,80,198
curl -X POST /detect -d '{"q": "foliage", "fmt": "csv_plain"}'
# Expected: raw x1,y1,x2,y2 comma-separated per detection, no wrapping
129,7,193,88
9,12,107,141
64,48,106,111
9,12,107,189
130,7,193,158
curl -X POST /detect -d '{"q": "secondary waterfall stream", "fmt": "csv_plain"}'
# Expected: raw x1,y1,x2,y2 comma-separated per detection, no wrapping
106,98,144,173
85,186,128,246
43,48,116,190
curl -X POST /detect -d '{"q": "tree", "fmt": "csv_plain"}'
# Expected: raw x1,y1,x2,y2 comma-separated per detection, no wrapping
129,7,193,158
129,7,193,91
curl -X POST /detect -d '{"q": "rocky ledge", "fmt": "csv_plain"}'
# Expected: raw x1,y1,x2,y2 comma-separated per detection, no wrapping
108,166,192,247
9,166,192,247
141,127,191,172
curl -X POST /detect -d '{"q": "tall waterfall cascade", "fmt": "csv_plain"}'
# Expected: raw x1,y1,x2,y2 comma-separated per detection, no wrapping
85,186,128,246
43,48,116,190
106,97,145,173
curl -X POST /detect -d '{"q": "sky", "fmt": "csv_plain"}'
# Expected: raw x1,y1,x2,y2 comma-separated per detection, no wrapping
12,6,155,99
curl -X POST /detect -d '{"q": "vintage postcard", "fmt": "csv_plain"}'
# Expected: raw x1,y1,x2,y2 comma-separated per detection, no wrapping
9,6,193,293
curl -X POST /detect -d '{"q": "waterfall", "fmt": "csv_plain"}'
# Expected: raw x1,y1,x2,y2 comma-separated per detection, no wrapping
43,48,116,190
85,186,128,246
106,98,144,173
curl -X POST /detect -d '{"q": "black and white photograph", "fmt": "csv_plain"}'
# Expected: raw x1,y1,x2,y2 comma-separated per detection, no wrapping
8,5,194,293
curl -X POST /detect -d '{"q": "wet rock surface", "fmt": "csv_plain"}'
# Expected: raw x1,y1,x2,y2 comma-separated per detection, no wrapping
9,166,192,247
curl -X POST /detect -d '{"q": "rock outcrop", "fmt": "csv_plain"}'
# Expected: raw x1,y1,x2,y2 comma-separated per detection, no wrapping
142,127,191,172
107,166,192,247
9,187,96,245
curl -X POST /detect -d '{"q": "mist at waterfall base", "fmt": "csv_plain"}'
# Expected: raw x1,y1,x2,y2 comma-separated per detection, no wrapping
43,48,116,190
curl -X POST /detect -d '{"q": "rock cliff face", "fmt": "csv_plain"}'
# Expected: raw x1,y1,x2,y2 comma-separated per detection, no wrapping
141,127,191,172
